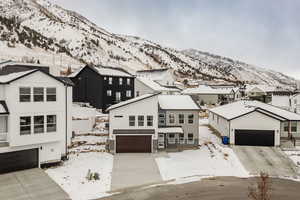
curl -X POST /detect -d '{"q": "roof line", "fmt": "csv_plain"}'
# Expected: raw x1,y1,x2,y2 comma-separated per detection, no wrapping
0,101,9,115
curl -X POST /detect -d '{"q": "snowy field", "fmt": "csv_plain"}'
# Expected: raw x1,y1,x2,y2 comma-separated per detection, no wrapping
284,148,300,167
155,118,249,181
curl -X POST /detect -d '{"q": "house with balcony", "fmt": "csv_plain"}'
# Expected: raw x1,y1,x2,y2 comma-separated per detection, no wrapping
106,93,200,153
0,70,73,174
69,65,135,112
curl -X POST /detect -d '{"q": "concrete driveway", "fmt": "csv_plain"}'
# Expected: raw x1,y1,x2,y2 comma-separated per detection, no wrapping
111,154,162,191
233,146,299,177
0,168,70,200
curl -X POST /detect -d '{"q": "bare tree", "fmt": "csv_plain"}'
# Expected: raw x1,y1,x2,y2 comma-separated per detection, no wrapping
248,172,272,200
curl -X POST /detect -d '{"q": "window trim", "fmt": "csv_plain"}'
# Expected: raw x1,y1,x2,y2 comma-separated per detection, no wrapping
20,116,31,135
34,115,44,134
138,115,144,126
46,87,56,102
179,114,184,124
33,87,44,102
147,115,153,126
19,87,31,102
47,115,57,133
129,116,135,126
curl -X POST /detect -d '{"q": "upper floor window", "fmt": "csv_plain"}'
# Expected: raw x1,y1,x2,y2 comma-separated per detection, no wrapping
46,88,56,102
188,133,194,141
108,77,113,85
138,115,144,126
47,115,57,132
127,78,130,85
188,114,194,124
107,90,112,96
126,90,132,98
34,87,44,102
159,113,165,124
129,116,135,126
147,116,153,126
20,116,31,135
116,92,121,102
169,113,175,124
179,114,184,124
284,122,289,132
119,78,123,85
34,116,44,134
19,87,31,102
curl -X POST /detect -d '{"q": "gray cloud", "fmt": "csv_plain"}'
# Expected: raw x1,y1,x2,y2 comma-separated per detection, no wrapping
52,0,300,79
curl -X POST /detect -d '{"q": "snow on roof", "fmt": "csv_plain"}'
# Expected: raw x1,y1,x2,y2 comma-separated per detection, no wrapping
158,127,183,133
136,68,171,81
209,100,300,121
137,77,180,92
158,95,200,110
69,65,133,78
0,70,36,83
245,84,277,93
182,85,233,95
107,93,158,111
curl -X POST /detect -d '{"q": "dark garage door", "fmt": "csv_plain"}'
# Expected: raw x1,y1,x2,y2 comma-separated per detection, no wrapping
0,149,39,174
235,130,275,146
116,135,152,153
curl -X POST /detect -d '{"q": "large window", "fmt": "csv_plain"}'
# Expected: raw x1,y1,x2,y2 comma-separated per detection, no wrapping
291,122,297,132
108,77,113,85
34,87,44,102
147,116,153,126
19,87,31,102
34,116,44,134
116,92,121,102
126,90,132,98
20,116,31,135
188,114,194,124
129,116,135,126
119,78,123,85
138,115,144,126
46,88,56,101
47,115,57,132
169,113,175,124
107,90,112,96
179,114,184,124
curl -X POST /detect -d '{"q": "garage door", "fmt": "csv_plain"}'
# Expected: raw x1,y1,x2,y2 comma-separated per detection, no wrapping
235,130,275,146
116,136,152,153
0,149,39,174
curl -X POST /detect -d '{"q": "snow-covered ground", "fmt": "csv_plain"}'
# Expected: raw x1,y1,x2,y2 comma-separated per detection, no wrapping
284,148,300,167
155,118,249,181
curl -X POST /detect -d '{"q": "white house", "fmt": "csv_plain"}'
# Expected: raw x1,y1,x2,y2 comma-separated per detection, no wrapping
182,85,235,105
135,77,181,97
209,100,300,147
0,70,73,174
107,94,200,153
136,68,176,86
290,93,300,114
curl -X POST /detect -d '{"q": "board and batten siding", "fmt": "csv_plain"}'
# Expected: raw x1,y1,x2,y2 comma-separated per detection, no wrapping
230,111,281,146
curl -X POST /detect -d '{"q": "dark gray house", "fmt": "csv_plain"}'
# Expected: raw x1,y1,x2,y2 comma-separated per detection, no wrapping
69,65,135,112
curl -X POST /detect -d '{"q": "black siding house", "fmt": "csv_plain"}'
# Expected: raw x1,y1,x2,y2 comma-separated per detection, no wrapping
70,65,135,112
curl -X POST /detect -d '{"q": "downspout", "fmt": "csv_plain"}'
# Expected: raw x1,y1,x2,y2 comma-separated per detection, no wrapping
65,85,68,160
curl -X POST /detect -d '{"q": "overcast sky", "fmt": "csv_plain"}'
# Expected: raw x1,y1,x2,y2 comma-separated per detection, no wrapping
51,0,300,79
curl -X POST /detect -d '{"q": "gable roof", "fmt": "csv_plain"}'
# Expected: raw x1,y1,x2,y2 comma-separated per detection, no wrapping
69,65,133,78
106,93,159,111
137,77,180,92
0,101,9,115
158,95,200,110
209,100,300,121
0,70,73,86
182,85,234,95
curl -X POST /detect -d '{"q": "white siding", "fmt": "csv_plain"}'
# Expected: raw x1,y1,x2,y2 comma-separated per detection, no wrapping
134,79,155,97
209,111,230,137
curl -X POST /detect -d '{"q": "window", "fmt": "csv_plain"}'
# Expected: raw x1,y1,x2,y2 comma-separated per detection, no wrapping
127,78,130,85
129,116,135,126
116,92,121,102
188,114,194,124
20,116,31,135
107,90,112,96
126,90,132,98
46,88,56,101
34,116,44,134
291,122,297,132
179,114,184,124
104,77,107,80
138,115,144,126
19,87,31,102
136,91,140,97
159,113,165,124
47,115,57,132
179,133,184,144
284,122,289,132
108,77,113,84
119,78,123,85
188,133,194,141
169,113,175,124
147,116,153,126
34,87,44,102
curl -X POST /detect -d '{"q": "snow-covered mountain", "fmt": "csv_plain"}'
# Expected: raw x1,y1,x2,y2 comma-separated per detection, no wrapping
0,0,296,86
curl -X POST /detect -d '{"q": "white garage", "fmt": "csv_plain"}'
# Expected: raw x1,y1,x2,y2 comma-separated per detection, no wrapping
209,101,300,147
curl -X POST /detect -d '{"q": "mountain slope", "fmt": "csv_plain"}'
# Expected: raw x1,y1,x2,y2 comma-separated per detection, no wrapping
0,0,296,86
